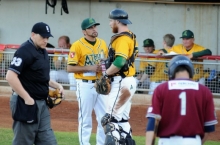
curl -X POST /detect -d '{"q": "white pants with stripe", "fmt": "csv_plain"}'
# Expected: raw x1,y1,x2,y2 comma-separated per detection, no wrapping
76,80,106,145
106,76,136,139
159,135,201,145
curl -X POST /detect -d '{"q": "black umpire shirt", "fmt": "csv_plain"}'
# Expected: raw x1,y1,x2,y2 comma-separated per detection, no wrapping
9,38,50,100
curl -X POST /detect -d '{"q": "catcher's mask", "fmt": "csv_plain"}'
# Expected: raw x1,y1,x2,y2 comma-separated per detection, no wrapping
109,8,132,24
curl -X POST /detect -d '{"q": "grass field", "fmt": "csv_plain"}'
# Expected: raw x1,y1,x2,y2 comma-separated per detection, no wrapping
0,128,219,145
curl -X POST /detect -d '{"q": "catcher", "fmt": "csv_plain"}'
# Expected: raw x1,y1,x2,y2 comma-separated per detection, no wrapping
47,88,64,109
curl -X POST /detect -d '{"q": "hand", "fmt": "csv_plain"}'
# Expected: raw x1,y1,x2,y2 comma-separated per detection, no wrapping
157,50,165,56
24,97,35,105
57,85,65,99
88,65,102,72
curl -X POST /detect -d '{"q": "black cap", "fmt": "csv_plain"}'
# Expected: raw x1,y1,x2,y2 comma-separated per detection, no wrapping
32,22,53,38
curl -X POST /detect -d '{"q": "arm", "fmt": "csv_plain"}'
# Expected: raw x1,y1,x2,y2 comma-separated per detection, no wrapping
140,73,149,82
202,133,209,144
106,56,126,75
146,131,155,145
202,125,215,144
67,64,101,73
49,79,64,94
156,49,168,55
6,70,34,105
136,71,144,80
192,49,212,58
145,117,161,145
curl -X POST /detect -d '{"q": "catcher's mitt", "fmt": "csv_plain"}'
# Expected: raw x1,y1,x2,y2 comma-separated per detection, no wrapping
94,76,111,95
46,89,63,109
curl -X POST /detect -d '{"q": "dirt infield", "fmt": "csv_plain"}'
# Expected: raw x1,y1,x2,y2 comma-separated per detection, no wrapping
0,96,220,141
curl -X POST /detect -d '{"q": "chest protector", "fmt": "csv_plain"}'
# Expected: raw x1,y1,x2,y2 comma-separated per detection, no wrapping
105,32,136,78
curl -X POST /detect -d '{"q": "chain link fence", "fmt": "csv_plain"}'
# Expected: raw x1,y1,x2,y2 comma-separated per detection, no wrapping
1,47,220,96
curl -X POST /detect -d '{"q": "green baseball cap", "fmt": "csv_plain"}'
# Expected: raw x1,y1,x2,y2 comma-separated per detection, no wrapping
143,38,154,47
81,18,100,30
180,30,194,38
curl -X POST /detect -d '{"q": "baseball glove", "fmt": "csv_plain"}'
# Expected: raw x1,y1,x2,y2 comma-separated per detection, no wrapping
46,89,63,109
94,76,111,95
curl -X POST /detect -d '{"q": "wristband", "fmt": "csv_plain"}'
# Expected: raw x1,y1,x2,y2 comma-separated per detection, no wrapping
104,72,109,78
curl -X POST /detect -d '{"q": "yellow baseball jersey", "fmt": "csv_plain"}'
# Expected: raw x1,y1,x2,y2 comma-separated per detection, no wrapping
139,57,156,72
111,32,138,77
67,37,108,80
169,44,206,81
150,57,169,82
138,50,169,82
150,48,170,82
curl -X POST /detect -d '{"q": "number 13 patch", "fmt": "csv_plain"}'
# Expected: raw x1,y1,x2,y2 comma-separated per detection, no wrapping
11,57,22,66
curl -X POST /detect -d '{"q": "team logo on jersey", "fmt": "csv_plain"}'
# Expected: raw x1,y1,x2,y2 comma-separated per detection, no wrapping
11,57,22,66
70,52,75,58
85,54,100,65
169,80,198,90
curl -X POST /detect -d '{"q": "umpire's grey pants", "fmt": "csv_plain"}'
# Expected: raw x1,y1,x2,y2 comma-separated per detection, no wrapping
10,94,57,145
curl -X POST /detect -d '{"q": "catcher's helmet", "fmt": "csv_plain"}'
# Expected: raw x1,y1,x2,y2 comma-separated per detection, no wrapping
168,55,194,79
109,8,132,24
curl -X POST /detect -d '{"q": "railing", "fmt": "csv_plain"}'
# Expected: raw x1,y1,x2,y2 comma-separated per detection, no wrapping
98,0,220,5
1,46,220,96
135,54,220,97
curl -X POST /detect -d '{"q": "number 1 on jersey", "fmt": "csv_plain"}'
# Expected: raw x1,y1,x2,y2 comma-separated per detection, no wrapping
179,92,186,116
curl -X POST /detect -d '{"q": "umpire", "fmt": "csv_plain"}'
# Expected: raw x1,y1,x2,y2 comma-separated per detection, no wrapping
6,22,64,145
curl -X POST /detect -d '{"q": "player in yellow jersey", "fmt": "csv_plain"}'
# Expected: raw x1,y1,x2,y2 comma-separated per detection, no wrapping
100,9,138,145
162,30,212,85
67,18,108,145
148,34,175,94
137,38,156,90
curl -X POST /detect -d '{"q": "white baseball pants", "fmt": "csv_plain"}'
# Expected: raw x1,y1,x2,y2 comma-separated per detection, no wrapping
76,80,106,145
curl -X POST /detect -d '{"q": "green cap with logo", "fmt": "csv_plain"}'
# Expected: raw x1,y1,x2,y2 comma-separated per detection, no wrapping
180,30,194,38
81,18,100,30
143,38,154,47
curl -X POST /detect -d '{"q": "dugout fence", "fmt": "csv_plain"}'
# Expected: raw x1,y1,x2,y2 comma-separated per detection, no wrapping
0,44,220,96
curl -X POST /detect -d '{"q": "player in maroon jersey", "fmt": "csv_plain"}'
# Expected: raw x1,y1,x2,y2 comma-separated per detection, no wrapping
145,55,218,145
